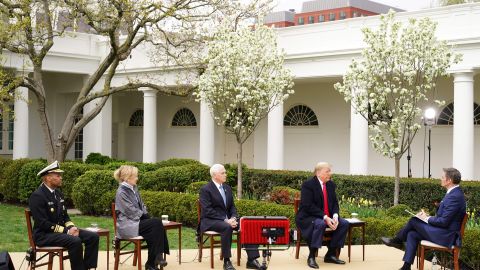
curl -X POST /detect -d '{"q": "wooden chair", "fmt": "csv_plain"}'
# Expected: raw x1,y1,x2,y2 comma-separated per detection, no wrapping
25,209,69,270
418,214,468,270
197,200,241,268
293,198,335,259
112,203,148,270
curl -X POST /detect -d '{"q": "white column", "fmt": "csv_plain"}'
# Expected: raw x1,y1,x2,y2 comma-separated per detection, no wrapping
267,101,284,169
199,100,215,166
349,96,368,174
83,97,112,158
13,87,29,159
453,72,474,180
142,89,157,163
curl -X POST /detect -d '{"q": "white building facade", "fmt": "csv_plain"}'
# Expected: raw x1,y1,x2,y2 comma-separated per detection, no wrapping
2,4,480,179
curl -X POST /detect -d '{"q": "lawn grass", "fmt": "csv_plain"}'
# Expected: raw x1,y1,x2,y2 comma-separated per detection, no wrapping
0,203,198,252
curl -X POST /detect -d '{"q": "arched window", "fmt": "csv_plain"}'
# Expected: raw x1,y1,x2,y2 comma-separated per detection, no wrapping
437,102,480,125
171,108,197,127
284,105,318,126
129,109,144,127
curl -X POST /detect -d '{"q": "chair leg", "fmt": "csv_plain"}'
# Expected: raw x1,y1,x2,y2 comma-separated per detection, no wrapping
210,236,214,269
419,246,425,270
237,235,241,266
48,253,54,270
133,242,138,266
199,235,203,263
137,242,142,270
453,249,460,270
295,232,301,260
59,251,64,270
113,246,120,270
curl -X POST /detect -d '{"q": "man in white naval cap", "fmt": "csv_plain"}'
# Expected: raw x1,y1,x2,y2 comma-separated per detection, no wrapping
29,161,99,270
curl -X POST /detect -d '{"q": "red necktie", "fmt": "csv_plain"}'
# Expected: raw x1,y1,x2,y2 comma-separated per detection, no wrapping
322,183,330,217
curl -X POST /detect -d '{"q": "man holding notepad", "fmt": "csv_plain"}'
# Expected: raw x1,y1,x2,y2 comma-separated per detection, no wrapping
381,167,466,270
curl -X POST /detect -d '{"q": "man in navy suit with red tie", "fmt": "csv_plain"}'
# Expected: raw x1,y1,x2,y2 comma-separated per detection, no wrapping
199,164,260,270
382,167,467,270
296,162,348,269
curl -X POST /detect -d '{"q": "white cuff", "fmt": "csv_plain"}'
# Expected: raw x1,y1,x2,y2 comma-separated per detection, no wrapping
323,215,328,220
333,213,339,219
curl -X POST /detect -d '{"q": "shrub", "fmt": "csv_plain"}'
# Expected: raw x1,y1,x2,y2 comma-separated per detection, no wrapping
60,162,103,206
0,158,14,199
186,181,208,194
243,169,310,198
268,186,300,205
85,152,113,165
140,164,210,192
18,160,47,203
385,204,413,218
462,228,480,269
156,158,202,168
71,170,117,215
104,161,160,173
0,159,32,202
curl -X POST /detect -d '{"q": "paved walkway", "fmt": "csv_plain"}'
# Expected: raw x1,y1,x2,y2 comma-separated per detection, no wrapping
9,245,432,270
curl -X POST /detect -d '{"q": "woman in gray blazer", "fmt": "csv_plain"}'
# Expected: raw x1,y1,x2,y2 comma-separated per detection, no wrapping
114,165,169,270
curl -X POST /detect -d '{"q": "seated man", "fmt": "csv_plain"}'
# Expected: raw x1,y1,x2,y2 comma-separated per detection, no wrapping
382,167,466,270
296,162,348,269
29,161,99,270
199,164,261,270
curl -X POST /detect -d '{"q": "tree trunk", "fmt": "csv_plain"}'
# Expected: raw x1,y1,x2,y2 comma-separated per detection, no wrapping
53,145,67,163
237,141,243,200
394,157,400,206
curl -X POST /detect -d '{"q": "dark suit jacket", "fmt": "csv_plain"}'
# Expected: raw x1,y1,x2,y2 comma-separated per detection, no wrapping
423,187,466,247
29,183,74,242
199,181,237,232
295,176,340,242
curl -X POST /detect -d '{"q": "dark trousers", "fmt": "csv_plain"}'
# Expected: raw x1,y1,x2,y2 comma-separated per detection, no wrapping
35,229,99,270
206,221,260,260
139,218,170,267
309,217,349,252
396,217,433,264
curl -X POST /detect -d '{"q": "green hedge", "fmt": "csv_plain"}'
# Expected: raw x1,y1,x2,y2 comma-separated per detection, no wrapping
60,162,103,205
0,158,33,202
140,164,210,192
0,158,14,199
18,160,47,203
243,169,480,211
71,170,117,215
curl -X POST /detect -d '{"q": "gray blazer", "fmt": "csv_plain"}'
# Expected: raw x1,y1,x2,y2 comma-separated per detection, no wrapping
115,184,148,239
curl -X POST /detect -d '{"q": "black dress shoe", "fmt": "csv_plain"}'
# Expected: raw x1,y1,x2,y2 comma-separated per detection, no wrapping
145,263,157,270
307,257,319,269
246,259,262,269
155,254,168,268
324,255,346,264
223,260,236,270
399,262,412,270
381,237,403,249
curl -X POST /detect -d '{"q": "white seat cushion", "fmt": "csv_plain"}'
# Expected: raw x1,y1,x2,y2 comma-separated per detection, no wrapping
421,240,453,249
37,246,67,250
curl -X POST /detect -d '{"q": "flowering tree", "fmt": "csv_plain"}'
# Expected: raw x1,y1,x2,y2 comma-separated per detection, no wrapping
196,22,294,199
335,11,461,205
0,0,270,162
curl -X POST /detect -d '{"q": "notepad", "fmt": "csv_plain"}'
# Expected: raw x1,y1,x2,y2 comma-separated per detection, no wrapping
405,209,428,223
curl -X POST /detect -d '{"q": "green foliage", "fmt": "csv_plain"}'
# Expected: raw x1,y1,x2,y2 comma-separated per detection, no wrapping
185,181,208,194
268,186,300,205
85,152,113,165
60,162,103,206
462,228,480,269
71,170,117,215
140,164,210,192
142,191,199,226
156,158,203,168
0,158,32,202
0,158,14,199
386,204,413,218
243,169,310,198
17,160,47,203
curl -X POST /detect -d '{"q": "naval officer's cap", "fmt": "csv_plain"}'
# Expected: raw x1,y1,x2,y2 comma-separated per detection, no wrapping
37,160,64,177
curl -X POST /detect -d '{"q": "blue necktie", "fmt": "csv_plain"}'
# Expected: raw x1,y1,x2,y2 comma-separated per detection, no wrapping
219,185,227,206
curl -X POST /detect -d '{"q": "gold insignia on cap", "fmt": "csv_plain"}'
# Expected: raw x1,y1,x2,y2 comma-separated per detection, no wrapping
50,208,54,212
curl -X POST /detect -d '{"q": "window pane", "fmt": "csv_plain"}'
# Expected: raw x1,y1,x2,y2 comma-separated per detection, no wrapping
298,17,304,25
329,13,335,21
319,15,325,22
340,11,346,20
308,16,314,24
8,119,13,150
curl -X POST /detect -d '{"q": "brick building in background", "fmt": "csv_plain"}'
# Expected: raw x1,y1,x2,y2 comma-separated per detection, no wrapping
265,0,403,28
